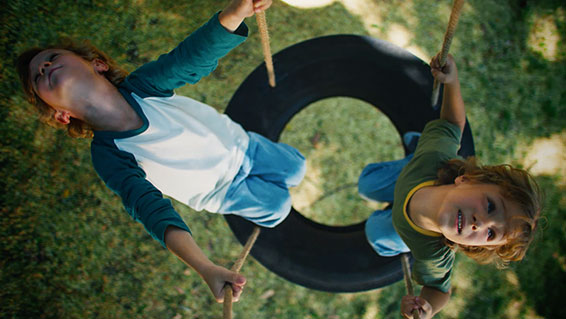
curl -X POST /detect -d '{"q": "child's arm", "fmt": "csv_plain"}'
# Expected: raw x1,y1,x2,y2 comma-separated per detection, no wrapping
401,286,451,319
430,54,466,133
124,0,272,97
91,142,245,302
165,226,246,302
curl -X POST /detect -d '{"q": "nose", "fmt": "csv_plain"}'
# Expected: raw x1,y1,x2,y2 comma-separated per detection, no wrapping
39,61,51,75
471,215,482,231
471,213,500,231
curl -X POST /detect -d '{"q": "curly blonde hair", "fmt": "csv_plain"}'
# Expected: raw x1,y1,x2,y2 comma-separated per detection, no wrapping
16,38,129,138
436,157,542,268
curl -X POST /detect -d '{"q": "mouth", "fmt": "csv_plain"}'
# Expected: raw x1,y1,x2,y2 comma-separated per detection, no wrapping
457,210,463,234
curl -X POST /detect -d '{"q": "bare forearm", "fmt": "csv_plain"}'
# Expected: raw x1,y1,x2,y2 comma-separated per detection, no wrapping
440,77,466,133
164,226,214,277
430,53,466,133
164,226,247,302
421,286,451,317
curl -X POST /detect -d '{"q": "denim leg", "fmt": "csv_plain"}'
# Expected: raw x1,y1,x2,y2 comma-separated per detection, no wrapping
358,154,413,203
218,132,305,227
247,132,306,188
365,208,410,257
219,175,292,227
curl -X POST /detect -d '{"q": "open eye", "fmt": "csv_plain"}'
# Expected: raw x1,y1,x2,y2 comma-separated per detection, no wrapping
487,198,496,213
488,228,495,240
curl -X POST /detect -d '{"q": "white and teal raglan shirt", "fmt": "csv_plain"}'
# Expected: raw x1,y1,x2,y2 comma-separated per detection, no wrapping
91,13,249,247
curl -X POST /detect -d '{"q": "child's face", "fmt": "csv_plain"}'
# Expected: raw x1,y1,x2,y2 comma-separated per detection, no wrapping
435,177,522,247
28,49,107,124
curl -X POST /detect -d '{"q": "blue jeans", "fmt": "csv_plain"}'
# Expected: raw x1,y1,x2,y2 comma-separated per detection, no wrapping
218,132,306,227
359,155,412,257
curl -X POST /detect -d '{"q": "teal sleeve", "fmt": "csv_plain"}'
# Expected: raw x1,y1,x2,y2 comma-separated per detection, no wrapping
122,12,248,97
91,138,191,248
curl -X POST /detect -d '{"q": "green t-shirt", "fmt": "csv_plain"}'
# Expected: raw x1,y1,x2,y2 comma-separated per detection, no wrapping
392,119,462,293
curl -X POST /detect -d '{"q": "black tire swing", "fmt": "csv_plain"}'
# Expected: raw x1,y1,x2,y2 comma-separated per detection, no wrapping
223,35,475,293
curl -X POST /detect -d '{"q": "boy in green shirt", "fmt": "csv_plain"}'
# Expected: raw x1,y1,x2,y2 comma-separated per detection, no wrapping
360,54,542,318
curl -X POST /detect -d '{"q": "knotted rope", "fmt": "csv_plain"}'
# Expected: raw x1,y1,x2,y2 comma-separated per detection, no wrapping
431,0,465,106
223,226,261,319
255,11,276,87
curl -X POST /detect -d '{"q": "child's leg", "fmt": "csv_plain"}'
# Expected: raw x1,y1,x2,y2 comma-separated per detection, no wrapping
245,132,306,188
219,175,293,227
358,131,420,203
218,132,306,227
365,208,410,256
358,154,413,203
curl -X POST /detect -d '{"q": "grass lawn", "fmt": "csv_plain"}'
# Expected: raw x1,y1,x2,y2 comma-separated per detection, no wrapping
1,0,565,318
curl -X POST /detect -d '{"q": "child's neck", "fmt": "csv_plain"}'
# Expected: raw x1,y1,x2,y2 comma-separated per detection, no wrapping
82,82,143,132
407,183,453,234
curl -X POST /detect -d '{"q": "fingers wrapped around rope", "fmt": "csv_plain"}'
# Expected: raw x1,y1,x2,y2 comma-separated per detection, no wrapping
223,227,261,319
431,0,465,106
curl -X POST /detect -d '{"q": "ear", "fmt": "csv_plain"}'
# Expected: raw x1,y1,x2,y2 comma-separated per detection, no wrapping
92,58,109,73
54,110,71,125
454,175,468,185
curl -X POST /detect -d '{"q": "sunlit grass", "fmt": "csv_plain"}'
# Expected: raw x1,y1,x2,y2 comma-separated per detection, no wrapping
1,0,565,318
521,132,566,184
527,8,564,62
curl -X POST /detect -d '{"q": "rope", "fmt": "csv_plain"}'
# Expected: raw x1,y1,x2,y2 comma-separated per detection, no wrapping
401,254,420,319
255,11,276,87
223,226,261,319
431,0,465,106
